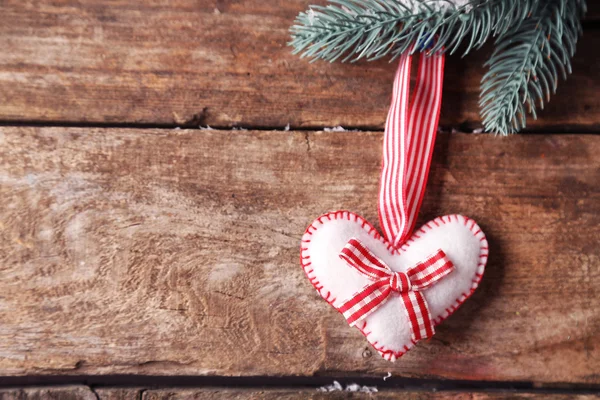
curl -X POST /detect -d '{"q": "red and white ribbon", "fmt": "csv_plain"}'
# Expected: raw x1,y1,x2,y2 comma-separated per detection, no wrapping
379,47,445,248
338,238,454,341
337,47,447,341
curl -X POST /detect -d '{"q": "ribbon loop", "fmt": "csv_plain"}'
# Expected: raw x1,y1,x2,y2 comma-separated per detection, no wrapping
338,238,454,342
379,48,445,248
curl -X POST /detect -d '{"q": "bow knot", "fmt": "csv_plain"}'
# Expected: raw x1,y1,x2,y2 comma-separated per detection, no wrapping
338,238,454,342
389,272,411,294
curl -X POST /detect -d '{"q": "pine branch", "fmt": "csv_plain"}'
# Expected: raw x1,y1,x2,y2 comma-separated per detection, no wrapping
289,0,542,62
479,0,586,135
289,0,587,134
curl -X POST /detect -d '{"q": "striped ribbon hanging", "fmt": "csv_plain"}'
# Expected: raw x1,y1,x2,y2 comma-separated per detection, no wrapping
335,49,448,341
379,47,445,248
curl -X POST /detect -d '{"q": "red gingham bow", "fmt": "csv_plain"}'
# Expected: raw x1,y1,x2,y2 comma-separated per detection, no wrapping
338,238,454,342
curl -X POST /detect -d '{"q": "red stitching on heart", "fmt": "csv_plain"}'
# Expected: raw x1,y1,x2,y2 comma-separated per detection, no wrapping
299,210,488,361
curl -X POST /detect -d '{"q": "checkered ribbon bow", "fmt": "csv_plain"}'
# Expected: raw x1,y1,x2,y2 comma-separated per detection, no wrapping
338,238,454,342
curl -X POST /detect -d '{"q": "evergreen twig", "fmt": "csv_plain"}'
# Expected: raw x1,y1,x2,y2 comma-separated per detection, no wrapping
289,0,540,62
288,0,587,134
479,0,586,134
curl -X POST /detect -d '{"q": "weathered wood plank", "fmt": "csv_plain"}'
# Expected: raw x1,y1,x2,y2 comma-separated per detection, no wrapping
0,128,598,382
141,389,600,400
95,388,142,400
0,1,598,130
0,386,96,400
2,387,598,400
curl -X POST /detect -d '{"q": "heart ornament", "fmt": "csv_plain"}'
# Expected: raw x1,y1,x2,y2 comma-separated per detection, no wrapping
301,211,487,360
299,47,488,360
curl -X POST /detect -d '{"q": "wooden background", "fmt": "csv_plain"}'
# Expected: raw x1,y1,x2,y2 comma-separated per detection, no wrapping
0,1,599,399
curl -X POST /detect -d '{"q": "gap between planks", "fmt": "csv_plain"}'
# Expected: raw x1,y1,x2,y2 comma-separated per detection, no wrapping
2,121,600,135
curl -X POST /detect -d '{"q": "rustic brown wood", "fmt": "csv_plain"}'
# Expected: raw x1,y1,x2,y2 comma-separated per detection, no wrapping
0,128,598,382
0,1,598,130
0,386,96,400
95,388,143,400
141,389,600,400
2,387,598,400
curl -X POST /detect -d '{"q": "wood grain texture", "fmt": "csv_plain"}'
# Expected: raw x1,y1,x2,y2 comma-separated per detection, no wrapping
141,389,600,400
0,386,96,400
95,388,142,400
2,387,598,400
0,0,598,130
0,128,599,382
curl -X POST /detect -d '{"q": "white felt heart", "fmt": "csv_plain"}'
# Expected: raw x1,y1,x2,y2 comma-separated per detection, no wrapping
300,211,488,361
